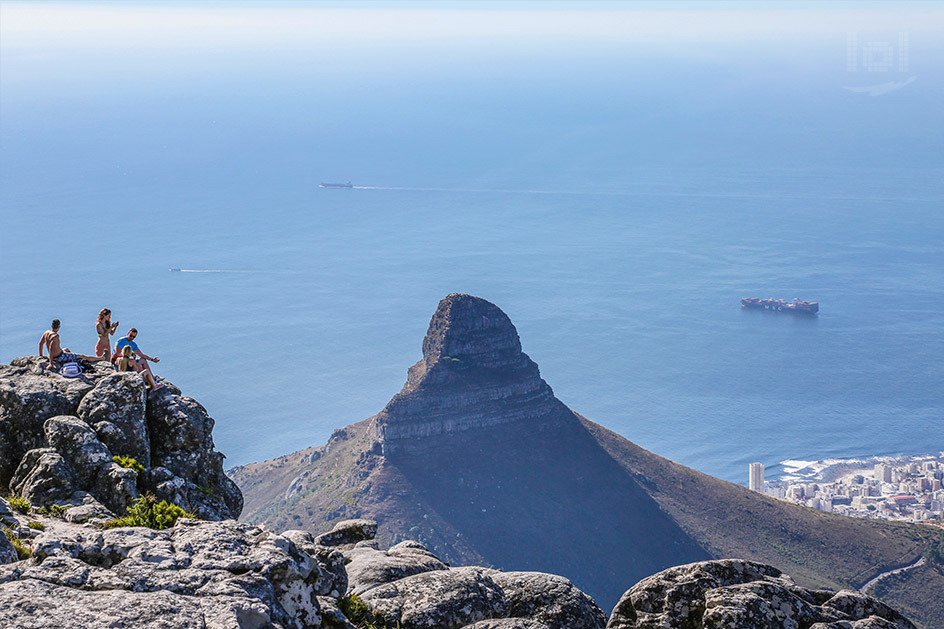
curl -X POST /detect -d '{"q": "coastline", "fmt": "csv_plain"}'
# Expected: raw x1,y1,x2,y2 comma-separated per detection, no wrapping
773,451,944,484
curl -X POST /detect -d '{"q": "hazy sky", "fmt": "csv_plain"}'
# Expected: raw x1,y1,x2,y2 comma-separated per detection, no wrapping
3,1,942,51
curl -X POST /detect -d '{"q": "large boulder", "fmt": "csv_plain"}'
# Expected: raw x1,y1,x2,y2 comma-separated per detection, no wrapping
146,387,242,519
77,372,149,465
606,559,916,629
314,519,378,549
360,566,509,629
344,539,448,595
348,539,606,629
492,571,607,629
281,529,348,598
10,448,78,507
0,359,93,486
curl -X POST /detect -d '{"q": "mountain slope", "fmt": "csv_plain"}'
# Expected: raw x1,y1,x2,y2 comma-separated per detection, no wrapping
230,294,943,626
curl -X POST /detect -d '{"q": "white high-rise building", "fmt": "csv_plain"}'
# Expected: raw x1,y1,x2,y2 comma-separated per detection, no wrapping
874,464,892,483
749,462,765,492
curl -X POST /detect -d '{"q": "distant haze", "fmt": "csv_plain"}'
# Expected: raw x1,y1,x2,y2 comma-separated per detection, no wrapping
1,1,941,481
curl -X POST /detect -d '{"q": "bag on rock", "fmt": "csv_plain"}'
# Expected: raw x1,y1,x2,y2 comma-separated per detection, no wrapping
60,362,81,378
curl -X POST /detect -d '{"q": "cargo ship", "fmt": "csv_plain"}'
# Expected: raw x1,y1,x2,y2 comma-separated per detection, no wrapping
319,181,353,189
741,297,819,314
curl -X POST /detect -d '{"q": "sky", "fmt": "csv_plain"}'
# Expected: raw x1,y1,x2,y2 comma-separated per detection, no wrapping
3,1,943,51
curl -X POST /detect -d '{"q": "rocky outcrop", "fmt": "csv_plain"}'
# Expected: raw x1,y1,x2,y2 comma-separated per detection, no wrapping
0,517,324,628
337,521,606,629
0,512,608,629
0,357,241,520
606,559,917,629
376,294,574,453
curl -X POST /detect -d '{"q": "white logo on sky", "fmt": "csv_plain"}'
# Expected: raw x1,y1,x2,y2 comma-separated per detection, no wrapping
843,32,916,96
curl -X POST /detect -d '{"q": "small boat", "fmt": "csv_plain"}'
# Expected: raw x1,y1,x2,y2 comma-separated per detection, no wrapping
741,297,819,314
320,181,353,189
169,268,181,272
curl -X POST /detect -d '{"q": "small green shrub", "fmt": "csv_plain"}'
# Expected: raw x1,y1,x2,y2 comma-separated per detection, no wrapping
112,456,144,475
37,504,67,519
103,494,195,530
339,593,371,624
3,528,32,560
5,495,31,514
26,521,45,531
338,594,395,628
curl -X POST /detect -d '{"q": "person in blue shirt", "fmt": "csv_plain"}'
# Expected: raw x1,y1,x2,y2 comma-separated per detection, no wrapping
116,327,161,383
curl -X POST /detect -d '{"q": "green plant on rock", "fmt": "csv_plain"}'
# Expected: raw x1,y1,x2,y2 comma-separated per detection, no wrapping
5,495,31,515
26,521,45,531
3,528,32,560
338,594,398,629
103,494,196,531
37,504,67,519
112,455,145,475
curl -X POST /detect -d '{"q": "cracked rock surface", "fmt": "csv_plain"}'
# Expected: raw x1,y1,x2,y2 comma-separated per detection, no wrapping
605,559,917,629
0,515,324,629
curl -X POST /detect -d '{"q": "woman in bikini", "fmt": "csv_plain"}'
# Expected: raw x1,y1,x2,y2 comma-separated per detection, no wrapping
95,308,119,358
117,345,161,389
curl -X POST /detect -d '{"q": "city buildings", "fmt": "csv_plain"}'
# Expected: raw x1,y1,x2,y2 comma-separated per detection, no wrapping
758,455,944,524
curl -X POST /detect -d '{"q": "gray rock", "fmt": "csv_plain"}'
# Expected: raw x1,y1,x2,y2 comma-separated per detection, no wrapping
0,360,86,486
281,531,349,598
77,372,149,465
146,391,242,519
314,518,378,548
360,566,508,629
606,560,916,629
702,581,823,628
810,618,901,629
0,357,242,522
319,595,358,629
62,501,116,525
39,416,139,514
0,531,17,565
491,571,606,629
463,620,551,629
10,448,78,506
0,498,15,526
0,518,323,628
0,578,275,629
821,591,916,629
344,540,448,595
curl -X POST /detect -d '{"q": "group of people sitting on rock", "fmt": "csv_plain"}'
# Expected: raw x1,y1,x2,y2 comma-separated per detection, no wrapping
39,308,163,389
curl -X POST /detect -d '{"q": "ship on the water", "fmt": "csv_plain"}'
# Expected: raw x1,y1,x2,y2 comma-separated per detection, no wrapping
319,181,353,189
741,297,819,314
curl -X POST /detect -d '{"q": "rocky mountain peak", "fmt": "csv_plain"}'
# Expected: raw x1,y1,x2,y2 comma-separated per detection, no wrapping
376,294,572,454
420,293,524,370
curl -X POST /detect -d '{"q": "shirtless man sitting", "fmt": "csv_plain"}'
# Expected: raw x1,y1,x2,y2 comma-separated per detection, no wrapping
40,319,105,371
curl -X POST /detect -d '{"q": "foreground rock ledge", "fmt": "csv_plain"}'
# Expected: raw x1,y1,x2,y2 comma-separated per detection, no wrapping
1,504,917,629
0,508,605,629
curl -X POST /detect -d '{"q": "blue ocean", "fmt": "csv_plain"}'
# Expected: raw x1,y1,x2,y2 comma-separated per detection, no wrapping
1,3,941,483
